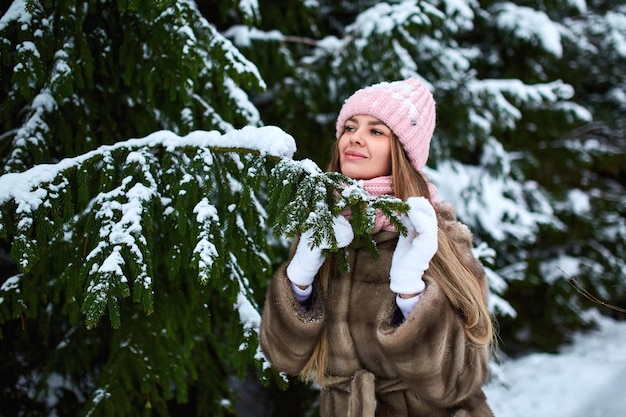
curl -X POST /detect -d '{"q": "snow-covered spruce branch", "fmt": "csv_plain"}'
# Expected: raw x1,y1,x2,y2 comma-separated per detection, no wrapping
0,126,295,330
267,158,409,259
466,79,589,132
0,125,407,332
0,126,296,246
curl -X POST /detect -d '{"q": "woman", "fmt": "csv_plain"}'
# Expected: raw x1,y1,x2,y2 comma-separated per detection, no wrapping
259,78,495,416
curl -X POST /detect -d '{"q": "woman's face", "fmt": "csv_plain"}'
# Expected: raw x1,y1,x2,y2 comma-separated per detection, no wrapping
338,114,393,180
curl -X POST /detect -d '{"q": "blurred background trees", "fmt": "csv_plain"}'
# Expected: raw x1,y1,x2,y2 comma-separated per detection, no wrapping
1,0,624,415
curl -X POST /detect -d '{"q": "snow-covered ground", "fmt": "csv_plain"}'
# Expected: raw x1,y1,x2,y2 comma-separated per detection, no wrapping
485,311,626,417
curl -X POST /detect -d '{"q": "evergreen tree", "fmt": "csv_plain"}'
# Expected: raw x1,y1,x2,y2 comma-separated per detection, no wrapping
0,1,280,415
1,0,625,416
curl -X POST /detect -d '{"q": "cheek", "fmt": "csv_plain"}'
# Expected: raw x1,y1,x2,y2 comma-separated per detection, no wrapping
337,135,349,150
378,142,392,172
376,141,391,159
337,136,348,157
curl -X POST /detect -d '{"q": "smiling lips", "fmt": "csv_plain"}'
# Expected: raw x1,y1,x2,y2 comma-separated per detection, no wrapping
344,149,367,160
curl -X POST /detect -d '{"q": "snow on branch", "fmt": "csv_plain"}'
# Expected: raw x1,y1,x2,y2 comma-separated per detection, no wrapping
267,158,409,269
0,126,295,330
467,79,589,132
348,1,443,37
432,159,563,242
493,3,563,58
0,126,295,212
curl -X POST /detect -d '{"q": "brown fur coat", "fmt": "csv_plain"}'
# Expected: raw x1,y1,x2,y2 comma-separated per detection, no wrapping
259,203,494,417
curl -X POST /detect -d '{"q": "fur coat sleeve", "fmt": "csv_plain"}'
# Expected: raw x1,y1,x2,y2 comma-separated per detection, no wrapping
258,261,326,375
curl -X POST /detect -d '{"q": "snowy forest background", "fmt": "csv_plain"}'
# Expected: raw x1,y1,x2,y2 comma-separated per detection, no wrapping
0,0,625,416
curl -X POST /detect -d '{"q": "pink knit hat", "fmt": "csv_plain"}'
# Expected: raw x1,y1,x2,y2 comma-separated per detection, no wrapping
335,78,436,172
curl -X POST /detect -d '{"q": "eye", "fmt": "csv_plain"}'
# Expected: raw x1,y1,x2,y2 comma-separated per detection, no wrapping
344,125,356,132
371,129,383,136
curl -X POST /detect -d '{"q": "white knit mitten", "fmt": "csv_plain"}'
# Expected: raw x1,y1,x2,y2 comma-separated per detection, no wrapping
286,215,354,287
390,197,438,295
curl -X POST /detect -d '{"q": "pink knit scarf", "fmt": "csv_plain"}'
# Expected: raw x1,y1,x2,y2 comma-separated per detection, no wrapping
362,176,396,233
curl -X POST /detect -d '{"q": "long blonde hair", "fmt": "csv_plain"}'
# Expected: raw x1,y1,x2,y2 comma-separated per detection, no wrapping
299,136,493,384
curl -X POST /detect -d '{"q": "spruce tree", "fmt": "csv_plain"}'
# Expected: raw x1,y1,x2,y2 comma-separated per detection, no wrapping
0,0,276,415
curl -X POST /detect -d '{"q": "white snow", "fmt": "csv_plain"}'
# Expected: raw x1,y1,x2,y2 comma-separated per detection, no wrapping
429,160,560,242
224,25,283,47
0,126,296,210
485,311,626,417
349,1,443,37
0,0,29,31
493,3,564,58
567,188,591,215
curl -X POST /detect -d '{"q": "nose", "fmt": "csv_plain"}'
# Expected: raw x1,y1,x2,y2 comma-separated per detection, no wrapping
349,127,364,145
